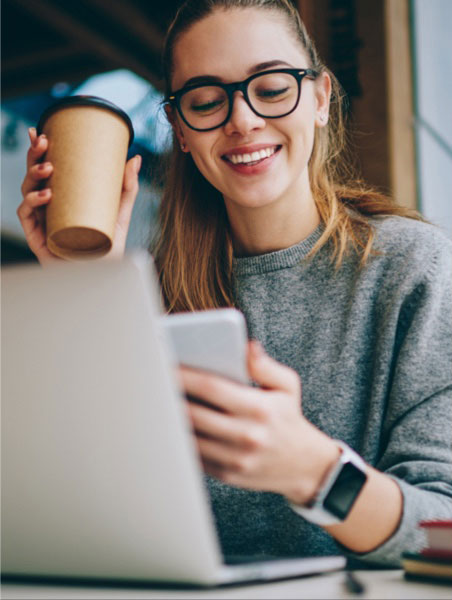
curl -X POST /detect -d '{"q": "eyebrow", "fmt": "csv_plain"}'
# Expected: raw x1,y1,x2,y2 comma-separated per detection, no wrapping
180,60,295,88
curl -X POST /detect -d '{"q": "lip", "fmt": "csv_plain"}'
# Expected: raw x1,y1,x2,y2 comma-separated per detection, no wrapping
221,144,281,176
221,143,280,158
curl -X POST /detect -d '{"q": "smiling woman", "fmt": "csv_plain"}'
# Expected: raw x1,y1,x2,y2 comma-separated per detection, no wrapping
154,0,422,312
17,0,452,570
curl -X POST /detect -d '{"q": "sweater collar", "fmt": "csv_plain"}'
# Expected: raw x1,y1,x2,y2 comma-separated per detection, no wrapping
233,225,324,276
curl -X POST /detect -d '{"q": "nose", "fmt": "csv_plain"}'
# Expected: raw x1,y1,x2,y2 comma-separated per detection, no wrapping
223,92,266,136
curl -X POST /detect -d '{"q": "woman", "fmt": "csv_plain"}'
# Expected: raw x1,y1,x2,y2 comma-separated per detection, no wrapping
18,0,452,567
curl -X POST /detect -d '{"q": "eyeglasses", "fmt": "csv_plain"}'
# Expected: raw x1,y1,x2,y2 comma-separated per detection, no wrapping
166,68,319,132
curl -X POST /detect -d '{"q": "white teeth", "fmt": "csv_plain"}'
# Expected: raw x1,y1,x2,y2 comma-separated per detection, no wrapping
226,146,278,164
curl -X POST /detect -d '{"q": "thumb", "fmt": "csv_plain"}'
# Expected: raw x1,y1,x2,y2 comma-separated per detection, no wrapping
122,154,142,194
117,155,141,227
247,340,301,395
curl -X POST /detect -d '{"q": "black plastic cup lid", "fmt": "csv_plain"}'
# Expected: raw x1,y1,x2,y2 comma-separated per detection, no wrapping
36,95,134,148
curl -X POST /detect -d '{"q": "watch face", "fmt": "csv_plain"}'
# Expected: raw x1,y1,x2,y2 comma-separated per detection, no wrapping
323,462,367,520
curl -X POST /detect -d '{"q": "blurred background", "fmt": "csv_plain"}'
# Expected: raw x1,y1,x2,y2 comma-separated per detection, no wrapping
2,0,451,264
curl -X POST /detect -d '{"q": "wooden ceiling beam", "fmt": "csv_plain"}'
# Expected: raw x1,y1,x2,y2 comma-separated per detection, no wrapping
86,0,165,55
2,45,81,74
3,65,111,99
12,0,163,89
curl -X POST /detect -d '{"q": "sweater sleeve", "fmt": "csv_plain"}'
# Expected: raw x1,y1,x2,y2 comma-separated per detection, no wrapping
347,236,452,567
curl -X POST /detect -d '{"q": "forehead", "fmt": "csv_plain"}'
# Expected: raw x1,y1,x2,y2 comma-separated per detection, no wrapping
171,8,308,89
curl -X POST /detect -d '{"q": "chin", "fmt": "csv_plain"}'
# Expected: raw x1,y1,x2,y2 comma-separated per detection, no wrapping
227,192,281,210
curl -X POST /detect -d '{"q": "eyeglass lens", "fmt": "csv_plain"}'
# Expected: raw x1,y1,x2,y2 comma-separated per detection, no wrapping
179,72,299,130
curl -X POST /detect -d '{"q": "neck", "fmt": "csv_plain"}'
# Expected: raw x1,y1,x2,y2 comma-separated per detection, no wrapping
225,179,320,258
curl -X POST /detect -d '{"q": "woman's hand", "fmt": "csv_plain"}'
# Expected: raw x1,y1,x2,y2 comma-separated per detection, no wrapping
17,127,142,264
182,343,403,553
180,341,340,504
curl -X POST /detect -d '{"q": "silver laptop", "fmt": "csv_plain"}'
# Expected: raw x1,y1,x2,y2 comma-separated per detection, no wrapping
1,253,345,586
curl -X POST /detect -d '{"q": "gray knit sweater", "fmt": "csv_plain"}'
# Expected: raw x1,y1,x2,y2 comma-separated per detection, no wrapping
206,215,452,567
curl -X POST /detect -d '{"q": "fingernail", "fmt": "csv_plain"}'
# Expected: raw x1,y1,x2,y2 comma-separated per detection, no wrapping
28,127,36,141
38,188,49,197
33,134,45,147
38,162,50,171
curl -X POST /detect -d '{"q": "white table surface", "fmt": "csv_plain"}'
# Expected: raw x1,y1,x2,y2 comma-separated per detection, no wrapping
2,569,451,600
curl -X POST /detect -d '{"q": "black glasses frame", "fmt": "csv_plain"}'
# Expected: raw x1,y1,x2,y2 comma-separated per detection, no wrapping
166,68,319,132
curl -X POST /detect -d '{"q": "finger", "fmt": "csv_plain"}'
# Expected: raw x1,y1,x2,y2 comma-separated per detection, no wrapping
28,126,37,145
200,458,225,480
21,161,53,197
16,190,51,255
200,456,253,489
17,190,51,239
124,154,142,189
116,155,141,231
26,131,48,171
17,188,52,225
121,155,141,199
188,400,262,448
180,367,264,419
247,341,301,395
195,434,253,473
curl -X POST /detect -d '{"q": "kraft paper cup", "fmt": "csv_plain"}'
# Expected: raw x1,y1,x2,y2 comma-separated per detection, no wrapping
37,96,134,260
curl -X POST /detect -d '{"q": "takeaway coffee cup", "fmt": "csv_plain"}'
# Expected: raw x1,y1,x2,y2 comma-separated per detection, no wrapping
37,95,134,260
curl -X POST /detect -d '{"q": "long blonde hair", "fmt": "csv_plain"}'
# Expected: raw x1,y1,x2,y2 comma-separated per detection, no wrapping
152,0,421,312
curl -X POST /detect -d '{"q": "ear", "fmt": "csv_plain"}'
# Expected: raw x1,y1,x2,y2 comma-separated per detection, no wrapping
164,104,189,152
314,71,332,128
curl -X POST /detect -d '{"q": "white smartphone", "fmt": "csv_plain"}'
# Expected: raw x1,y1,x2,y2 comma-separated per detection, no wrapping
161,308,250,384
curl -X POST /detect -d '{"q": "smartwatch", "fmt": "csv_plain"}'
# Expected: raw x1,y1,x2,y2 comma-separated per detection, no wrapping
289,440,368,526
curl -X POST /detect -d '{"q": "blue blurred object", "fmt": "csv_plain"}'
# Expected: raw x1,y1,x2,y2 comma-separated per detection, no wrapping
2,68,172,156
72,69,171,154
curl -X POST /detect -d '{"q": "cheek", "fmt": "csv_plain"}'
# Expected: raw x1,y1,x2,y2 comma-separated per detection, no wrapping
188,146,213,180
185,133,222,178
286,112,316,160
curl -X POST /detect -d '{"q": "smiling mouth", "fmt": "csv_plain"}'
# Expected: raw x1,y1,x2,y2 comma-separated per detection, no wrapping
222,145,281,166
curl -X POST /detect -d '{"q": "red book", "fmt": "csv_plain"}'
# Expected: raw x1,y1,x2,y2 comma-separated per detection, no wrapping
420,520,452,552
421,548,452,560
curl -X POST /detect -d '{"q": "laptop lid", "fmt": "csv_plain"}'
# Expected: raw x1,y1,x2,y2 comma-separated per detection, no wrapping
1,253,224,584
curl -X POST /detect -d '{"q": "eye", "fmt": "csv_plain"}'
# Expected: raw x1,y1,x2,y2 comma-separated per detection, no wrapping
191,98,226,113
250,73,297,103
182,86,227,116
256,86,290,100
